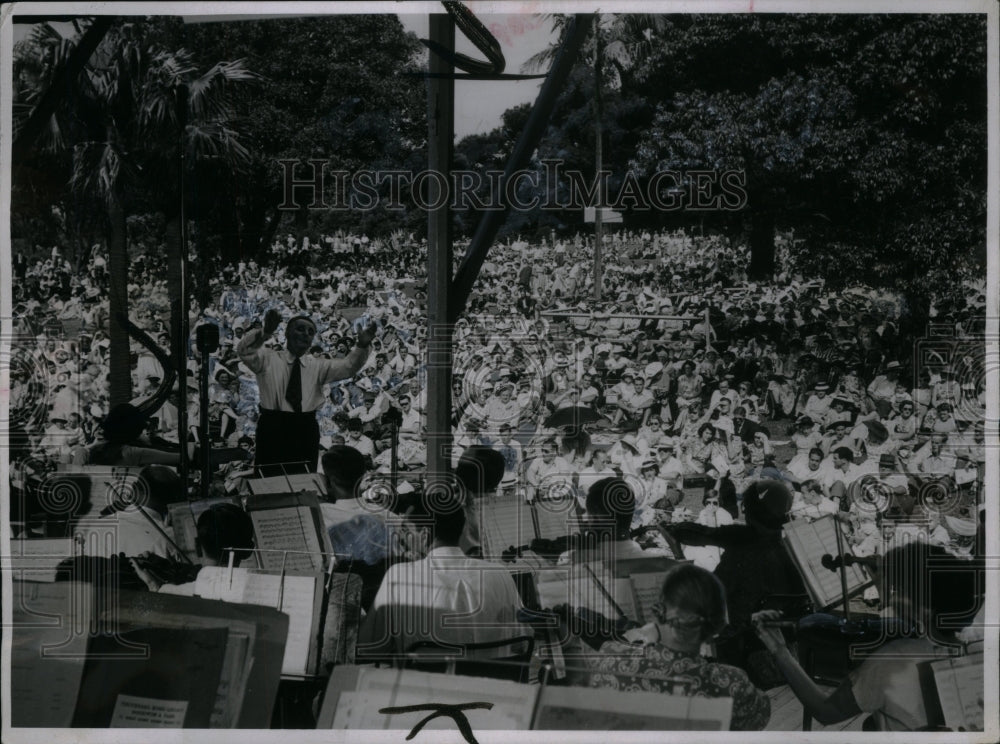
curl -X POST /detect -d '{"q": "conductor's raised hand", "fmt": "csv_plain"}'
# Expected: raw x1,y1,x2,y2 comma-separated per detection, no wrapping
263,308,282,336
355,321,377,349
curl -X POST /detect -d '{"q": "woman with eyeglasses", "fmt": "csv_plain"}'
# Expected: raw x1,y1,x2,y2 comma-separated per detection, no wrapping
575,563,770,730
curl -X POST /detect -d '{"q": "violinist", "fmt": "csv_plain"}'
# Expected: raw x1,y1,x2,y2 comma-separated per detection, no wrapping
752,541,982,731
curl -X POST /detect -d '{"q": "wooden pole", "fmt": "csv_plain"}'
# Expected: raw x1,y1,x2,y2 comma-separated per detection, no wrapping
425,13,455,496
449,15,593,322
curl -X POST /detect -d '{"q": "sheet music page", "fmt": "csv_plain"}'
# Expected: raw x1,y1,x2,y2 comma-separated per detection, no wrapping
532,498,581,541
8,538,76,582
237,572,318,677
481,491,535,558
535,566,575,610
629,572,664,625
250,506,324,572
932,654,985,731
782,515,867,609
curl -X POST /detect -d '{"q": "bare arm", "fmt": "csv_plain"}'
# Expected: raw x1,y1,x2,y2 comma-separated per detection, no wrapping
752,610,862,725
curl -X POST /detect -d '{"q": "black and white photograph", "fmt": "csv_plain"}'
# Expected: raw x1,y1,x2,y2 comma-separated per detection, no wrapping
2,1,996,740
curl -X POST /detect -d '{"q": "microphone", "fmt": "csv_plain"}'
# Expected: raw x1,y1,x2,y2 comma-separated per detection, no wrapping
820,553,837,571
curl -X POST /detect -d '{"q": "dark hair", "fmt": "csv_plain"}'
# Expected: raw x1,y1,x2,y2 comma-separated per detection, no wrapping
833,446,854,463
697,422,715,439
808,447,825,460
585,477,635,540
455,446,506,494
321,445,368,495
286,314,316,333
196,504,255,565
657,563,728,641
407,494,466,546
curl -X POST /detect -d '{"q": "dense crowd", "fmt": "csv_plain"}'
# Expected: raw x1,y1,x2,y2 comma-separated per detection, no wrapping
8,226,988,731
12,229,986,542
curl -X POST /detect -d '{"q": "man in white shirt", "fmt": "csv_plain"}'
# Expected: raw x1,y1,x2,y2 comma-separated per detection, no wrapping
822,446,863,502
395,394,424,441
524,440,574,501
238,309,375,474
357,494,531,661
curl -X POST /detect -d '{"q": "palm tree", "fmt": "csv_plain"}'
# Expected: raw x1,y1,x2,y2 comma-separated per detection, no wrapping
526,13,665,301
15,19,257,408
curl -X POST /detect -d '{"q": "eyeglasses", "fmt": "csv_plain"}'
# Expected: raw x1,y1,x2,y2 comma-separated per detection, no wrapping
661,613,707,632
705,500,719,506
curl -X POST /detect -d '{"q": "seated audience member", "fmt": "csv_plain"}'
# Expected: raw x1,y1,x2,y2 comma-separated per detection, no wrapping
753,542,983,731
525,439,574,502
571,563,771,731
789,480,839,521
682,491,733,571
786,446,827,487
356,492,530,660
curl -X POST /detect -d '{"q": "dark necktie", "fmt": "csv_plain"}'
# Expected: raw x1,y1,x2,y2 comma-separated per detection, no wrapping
286,358,303,412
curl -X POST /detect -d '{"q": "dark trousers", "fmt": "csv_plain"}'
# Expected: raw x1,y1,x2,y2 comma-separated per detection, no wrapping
255,408,319,476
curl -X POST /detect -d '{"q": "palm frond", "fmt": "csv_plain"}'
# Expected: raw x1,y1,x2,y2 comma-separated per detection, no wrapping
521,13,579,73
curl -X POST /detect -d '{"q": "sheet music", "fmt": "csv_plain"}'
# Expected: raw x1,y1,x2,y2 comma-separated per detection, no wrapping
8,538,76,582
535,566,575,610
534,684,732,731
932,653,984,731
237,572,318,677
629,572,664,625
533,498,582,541
250,506,324,572
782,515,868,609
481,491,536,558
247,473,326,496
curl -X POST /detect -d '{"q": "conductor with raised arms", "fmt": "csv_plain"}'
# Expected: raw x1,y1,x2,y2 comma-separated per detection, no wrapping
238,308,376,474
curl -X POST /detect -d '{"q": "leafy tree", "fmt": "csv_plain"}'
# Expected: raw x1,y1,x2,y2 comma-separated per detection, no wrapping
628,14,987,330
526,13,666,299
158,16,426,262
13,18,257,406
